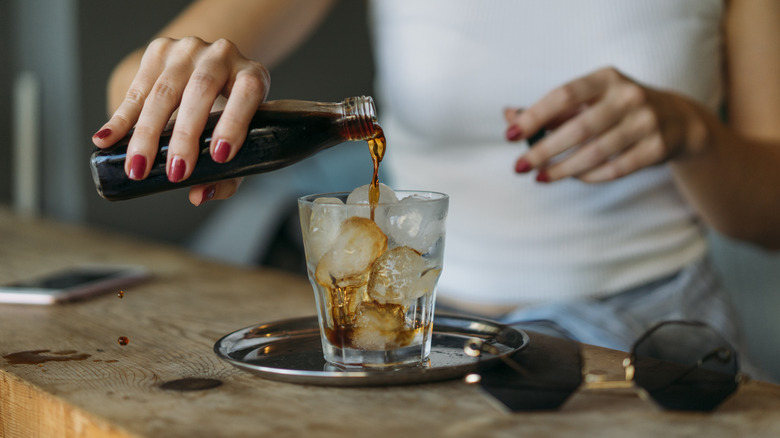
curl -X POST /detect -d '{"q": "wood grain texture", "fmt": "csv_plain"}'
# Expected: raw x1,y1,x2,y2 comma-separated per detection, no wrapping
2,208,780,438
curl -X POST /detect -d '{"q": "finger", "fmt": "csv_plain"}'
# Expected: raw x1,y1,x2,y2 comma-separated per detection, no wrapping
543,106,656,180
124,77,184,179
505,107,528,142
188,178,243,206
210,62,270,163
125,49,199,180
506,105,582,135
505,106,575,145
504,106,523,124
577,133,665,183
529,98,626,167
166,62,230,183
509,73,610,144
92,40,172,148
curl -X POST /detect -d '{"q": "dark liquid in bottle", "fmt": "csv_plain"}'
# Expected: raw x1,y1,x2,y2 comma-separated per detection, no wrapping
92,109,350,201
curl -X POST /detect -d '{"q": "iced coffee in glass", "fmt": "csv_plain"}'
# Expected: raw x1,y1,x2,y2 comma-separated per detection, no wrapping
299,184,448,368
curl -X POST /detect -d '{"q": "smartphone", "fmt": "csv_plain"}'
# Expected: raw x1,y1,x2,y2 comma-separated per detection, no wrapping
0,265,150,305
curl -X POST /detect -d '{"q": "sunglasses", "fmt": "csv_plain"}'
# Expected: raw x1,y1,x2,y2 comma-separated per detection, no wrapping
463,320,747,412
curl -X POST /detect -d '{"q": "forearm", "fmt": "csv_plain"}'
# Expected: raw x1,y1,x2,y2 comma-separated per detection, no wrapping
670,110,780,250
673,0,780,249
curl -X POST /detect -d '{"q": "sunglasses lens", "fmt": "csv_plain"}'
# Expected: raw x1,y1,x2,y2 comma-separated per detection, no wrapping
477,329,582,411
632,321,738,411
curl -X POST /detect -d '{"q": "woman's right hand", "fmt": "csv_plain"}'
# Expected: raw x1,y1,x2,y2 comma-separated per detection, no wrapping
91,36,271,205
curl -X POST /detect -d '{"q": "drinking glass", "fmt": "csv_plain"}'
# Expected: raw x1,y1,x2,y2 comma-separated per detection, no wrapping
298,190,448,368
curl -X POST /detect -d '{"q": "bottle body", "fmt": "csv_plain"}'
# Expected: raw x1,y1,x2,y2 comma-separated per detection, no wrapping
90,96,378,201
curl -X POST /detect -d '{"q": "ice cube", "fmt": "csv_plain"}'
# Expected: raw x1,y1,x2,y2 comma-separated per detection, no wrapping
383,195,445,254
315,216,388,289
347,183,398,205
351,301,408,350
367,246,441,307
306,197,346,264
346,183,397,219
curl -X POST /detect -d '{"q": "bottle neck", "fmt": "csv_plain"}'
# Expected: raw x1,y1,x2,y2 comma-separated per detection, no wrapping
341,96,379,141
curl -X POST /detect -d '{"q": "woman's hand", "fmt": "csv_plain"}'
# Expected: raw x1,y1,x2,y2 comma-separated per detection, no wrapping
505,66,708,183
91,36,270,205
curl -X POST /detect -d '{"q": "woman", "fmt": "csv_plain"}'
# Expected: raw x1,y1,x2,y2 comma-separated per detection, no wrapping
92,0,780,373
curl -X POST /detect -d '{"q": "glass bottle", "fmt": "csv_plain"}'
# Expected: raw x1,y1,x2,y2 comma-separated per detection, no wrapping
90,96,379,201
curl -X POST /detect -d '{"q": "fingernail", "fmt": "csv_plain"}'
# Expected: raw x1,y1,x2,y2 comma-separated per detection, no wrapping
506,125,523,141
93,128,112,139
128,154,147,180
200,185,217,205
213,139,231,163
168,156,186,183
536,170,551,183
515,157,532,173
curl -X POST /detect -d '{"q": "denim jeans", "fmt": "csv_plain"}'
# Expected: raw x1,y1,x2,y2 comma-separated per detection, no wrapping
499,256,764,379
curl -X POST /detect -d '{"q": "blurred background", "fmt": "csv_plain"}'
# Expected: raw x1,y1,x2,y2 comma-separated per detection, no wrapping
1,0,778,381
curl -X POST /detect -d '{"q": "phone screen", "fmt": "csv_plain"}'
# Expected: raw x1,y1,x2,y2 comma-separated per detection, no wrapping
0,265,149,304
9,270,121,289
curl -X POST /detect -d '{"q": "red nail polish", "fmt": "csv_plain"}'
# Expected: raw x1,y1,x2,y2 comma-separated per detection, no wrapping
128,155,147,180
213,140,231,163
201,185,217,204
93,128,112,139
168,156,186,183
515,158,532,173
506,125,523,141
536,170,550,183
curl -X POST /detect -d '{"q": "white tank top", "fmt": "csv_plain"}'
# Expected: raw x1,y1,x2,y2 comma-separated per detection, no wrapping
368,0,723,305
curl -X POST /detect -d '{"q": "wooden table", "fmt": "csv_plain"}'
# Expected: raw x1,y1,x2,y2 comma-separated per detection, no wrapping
2,207,779,438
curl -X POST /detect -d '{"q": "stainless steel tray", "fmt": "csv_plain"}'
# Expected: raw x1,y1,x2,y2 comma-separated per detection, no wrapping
214,314,529,386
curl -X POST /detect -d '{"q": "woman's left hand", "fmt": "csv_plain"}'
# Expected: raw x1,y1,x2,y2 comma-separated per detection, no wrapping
505,66,707,183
